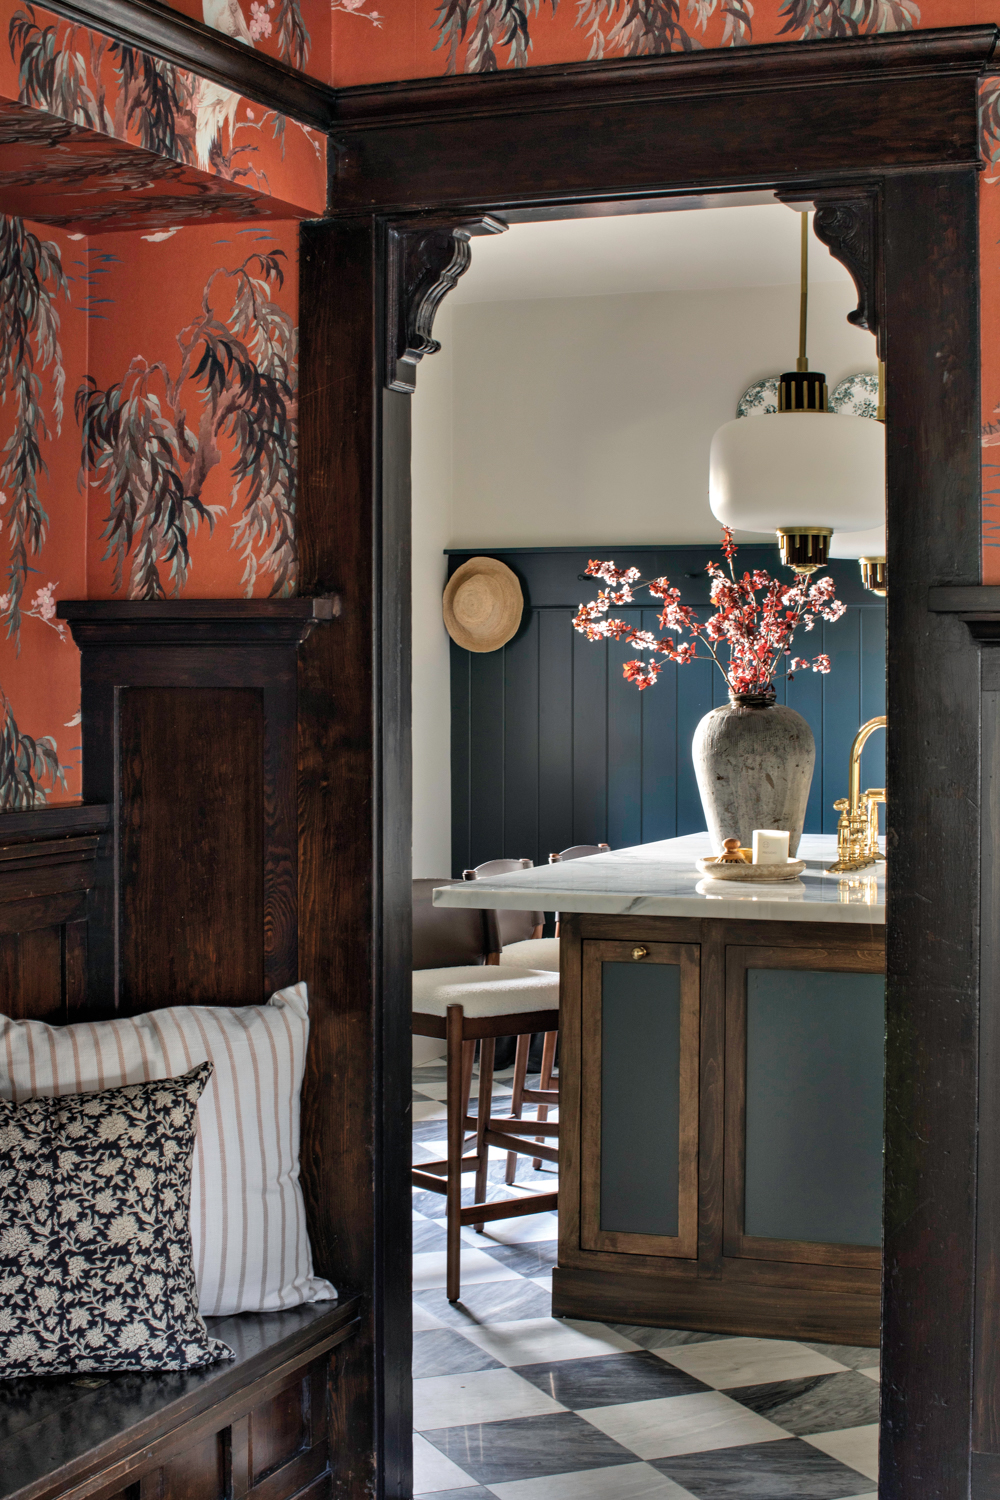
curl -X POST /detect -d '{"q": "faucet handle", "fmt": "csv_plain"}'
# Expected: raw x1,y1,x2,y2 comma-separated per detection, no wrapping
833,798,849,813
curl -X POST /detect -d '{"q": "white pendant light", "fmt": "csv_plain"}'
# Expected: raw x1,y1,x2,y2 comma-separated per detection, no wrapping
829,523,887,596
708,212,885,576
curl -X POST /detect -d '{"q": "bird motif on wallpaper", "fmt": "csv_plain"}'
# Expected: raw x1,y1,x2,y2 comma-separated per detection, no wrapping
196,0,262,171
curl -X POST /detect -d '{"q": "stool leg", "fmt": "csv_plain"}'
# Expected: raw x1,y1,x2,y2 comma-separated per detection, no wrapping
446,1004,466,1303
506,1033,530,1185
474,1036,496,1231
461,1039,476,1132
533,1030,558,1171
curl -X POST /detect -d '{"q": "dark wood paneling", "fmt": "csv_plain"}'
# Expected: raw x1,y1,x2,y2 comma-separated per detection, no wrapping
976,663,1000,1451
881,168,983,1500
60,605,307,1011
0,813,107,1021
331,32,992,215
249,1379,309,1483
0,927,64,1022
449,549,885,873
298,218,412,1500
159,1432,226,1500
120,688,264,1010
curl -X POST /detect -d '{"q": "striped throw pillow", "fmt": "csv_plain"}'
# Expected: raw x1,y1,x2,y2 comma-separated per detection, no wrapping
0,983,336,1317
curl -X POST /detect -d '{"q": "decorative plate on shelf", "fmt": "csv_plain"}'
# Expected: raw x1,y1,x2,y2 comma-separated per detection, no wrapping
736,377,779,417
830,372,879,418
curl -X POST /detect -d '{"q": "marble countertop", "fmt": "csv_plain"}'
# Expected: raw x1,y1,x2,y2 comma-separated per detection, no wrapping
432,833,885,925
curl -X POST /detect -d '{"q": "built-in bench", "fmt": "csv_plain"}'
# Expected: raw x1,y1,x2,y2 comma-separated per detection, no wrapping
1,1300,360,1500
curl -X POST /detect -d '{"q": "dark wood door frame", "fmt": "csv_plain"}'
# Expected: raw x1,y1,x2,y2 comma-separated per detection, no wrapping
308,27,997,1498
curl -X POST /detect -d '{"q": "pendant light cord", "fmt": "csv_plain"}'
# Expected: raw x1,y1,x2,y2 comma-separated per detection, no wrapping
797,211,809,373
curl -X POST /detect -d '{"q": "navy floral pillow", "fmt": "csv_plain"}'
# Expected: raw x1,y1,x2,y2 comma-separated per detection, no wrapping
0,1062,232,1376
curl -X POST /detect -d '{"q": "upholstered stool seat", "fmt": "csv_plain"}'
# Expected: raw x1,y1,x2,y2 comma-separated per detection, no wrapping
413,964,559,1016
497,937,560,971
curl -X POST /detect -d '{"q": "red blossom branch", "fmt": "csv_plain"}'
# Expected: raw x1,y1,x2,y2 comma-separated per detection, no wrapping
574,530,846,692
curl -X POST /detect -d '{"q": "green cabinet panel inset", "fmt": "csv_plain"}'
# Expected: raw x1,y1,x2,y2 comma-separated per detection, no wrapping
600,960,680,1236
745,968,885,1247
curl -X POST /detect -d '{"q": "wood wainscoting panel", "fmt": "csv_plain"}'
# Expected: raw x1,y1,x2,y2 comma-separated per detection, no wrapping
58,602,318,1013
155,1432,226,1500
0,807,110,1022
119,688,265,1011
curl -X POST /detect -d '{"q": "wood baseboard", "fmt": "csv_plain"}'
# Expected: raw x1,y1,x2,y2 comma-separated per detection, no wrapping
552,1265,880,1347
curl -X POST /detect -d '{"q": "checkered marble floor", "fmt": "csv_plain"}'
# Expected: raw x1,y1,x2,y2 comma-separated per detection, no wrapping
412,1059,880,1500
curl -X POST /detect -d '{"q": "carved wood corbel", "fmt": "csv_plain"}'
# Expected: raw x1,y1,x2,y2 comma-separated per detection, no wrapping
385,215,507,393
776,186,882,358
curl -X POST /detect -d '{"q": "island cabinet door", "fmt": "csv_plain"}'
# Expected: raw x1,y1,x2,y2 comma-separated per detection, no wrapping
723,944,885,1272
579,940,701,1258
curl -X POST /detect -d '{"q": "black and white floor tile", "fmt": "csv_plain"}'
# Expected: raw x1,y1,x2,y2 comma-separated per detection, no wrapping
412,1058,879,1500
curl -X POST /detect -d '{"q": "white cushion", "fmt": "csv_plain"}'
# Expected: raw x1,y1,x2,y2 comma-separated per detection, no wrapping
413,965,559,1018
0,982,336,1318
499,938,560,972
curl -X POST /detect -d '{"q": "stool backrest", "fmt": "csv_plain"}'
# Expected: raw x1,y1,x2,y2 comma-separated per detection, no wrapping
412,878,497,970
549,843,611,863
462,860,543,947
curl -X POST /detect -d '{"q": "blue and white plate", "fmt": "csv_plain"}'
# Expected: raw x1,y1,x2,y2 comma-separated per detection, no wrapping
830,372,879,418
736,376,779,417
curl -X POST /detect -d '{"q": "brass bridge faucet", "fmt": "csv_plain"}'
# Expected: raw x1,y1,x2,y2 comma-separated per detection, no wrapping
826,715,886,873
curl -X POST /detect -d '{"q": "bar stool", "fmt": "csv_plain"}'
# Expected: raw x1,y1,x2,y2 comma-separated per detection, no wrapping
492,843,610,1175
411,877,560,1302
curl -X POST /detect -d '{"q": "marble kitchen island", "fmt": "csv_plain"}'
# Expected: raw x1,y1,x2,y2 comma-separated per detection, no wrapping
434,834,885,1346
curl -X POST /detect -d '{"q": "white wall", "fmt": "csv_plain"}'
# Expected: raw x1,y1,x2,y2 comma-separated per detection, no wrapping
411,303,454,881
449,281,875,548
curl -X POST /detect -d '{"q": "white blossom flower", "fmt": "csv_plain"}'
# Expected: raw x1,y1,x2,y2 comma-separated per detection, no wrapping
8,1333,40,1360
107,1213,138,1245
97,1112,128,1142
118,1321,149,1350
0,1225,31,1256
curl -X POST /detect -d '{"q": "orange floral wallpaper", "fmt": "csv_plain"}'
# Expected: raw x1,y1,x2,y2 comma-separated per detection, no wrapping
0,0,326,222
0,214,300,808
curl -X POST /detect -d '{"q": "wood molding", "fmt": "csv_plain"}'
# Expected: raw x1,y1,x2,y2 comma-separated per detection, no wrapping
58,598,334,648
778,185,882,355
929,585,1000,643
334,26,998,129
386,215,506,392
36,0,337,129
330,31,993,220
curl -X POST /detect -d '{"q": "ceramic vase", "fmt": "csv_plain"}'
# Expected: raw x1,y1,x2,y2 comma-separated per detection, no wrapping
692,691,815,855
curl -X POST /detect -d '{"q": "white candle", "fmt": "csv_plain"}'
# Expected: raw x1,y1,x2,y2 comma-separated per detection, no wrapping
752,829,789,865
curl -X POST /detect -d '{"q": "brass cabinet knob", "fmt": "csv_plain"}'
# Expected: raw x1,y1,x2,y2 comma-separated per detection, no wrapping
631,946,648,961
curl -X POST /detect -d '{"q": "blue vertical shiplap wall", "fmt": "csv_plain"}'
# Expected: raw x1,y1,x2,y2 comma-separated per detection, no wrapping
449,546,886,875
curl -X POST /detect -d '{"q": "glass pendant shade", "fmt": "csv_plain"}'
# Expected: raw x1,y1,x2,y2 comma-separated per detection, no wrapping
829,523,885,559
709,412,886,535
830,522,887,596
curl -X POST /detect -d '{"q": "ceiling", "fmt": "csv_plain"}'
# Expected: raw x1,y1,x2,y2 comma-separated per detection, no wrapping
451,203,853,306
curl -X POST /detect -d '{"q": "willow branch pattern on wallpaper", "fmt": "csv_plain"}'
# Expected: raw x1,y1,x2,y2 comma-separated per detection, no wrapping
431,0,915,70
2,1,326,222
0,217,71,807
79,250,296,601
0,214,299,809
